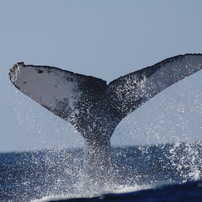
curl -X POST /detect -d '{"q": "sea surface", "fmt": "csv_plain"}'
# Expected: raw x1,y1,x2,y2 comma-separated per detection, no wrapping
1,141,202,202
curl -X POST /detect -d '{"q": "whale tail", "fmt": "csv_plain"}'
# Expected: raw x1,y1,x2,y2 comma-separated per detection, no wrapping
8,54,202,139
8,54,202,189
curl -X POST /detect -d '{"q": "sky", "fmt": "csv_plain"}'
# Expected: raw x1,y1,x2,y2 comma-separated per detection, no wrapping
1,0,202,153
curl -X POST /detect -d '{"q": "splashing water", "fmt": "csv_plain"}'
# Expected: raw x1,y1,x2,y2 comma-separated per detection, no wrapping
169,141,202,182
1,140,202,202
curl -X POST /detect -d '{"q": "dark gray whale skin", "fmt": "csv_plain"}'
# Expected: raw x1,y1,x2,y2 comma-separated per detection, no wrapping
8,54,202,190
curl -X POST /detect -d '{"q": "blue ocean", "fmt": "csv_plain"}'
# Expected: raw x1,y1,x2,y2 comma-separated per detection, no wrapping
1,141,202,202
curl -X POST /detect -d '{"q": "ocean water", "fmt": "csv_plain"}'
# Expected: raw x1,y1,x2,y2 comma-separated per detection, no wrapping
1,141,202,202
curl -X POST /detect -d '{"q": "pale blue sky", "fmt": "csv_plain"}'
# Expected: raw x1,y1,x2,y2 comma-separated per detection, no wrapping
1,1,202,152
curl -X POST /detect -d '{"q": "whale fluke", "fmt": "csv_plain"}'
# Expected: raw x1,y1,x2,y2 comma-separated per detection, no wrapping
8,54,202,189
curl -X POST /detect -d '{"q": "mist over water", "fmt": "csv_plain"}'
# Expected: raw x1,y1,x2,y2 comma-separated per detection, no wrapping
1,141,201,202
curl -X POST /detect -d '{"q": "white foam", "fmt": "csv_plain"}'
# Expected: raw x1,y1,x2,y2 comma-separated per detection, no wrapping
31,195,71,202
31,184,151,202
